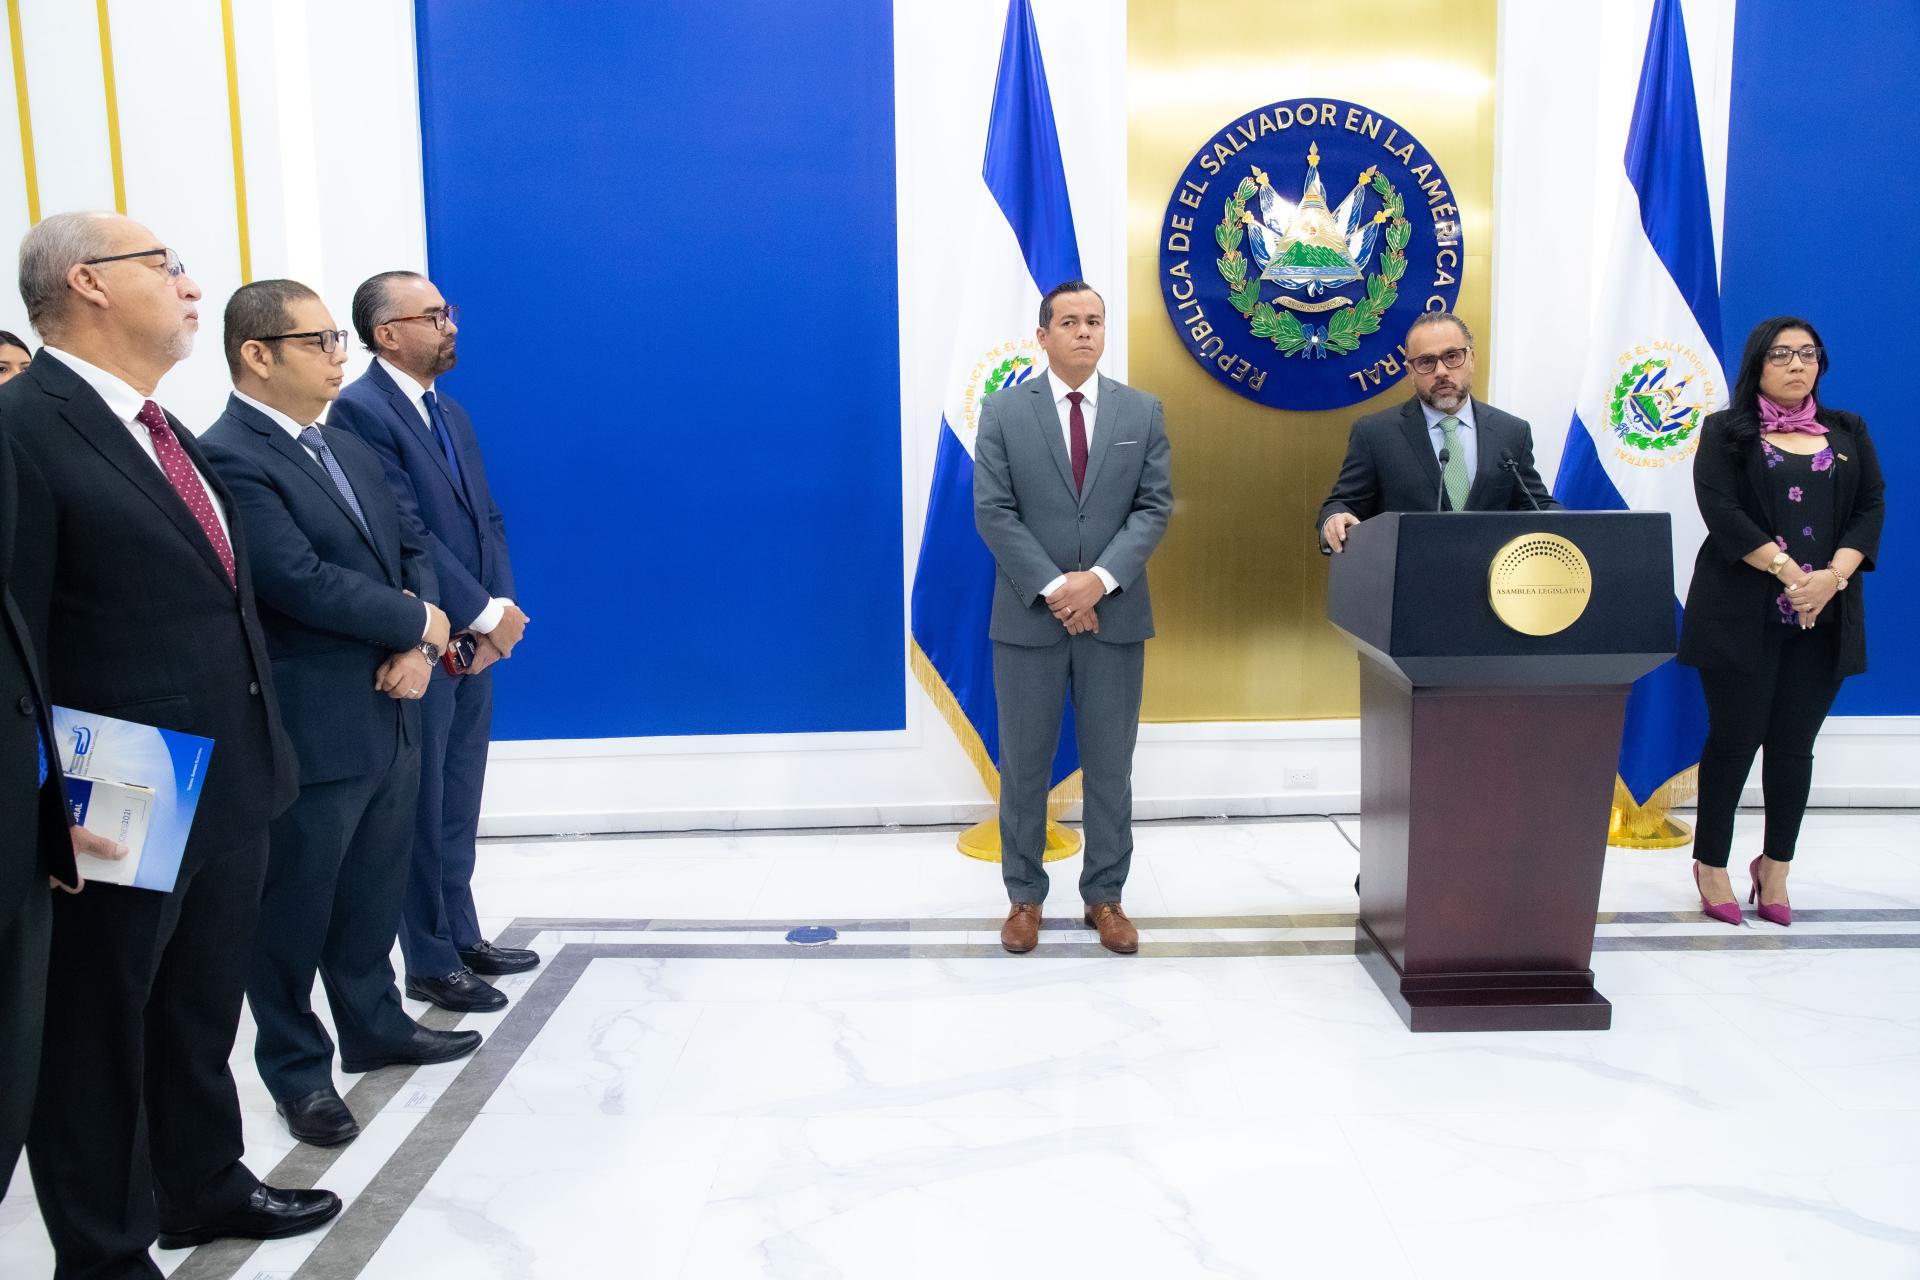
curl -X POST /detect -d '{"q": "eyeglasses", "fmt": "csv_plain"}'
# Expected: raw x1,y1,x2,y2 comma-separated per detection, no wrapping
1408,346,1470,375
383,304,458,333
256,328,351,353
1764,345,1822,367
81,246,187,279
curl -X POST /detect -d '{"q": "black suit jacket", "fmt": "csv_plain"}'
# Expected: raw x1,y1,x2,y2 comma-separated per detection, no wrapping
1678,406,1885,678
0,353,297,863
1316,396,1560,549
202,396,439,786
0,428,75,914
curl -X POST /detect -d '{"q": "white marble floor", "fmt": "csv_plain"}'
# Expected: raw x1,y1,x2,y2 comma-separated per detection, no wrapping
4,812,1920,1278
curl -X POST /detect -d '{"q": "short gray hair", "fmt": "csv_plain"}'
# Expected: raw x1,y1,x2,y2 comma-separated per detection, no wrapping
19,211,119,337
1406,310,1472,348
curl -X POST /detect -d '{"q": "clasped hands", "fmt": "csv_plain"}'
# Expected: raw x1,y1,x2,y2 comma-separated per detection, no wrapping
1783,567,1839,629
1046,571,1106,636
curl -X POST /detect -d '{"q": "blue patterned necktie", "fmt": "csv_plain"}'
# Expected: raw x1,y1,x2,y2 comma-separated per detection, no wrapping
298,426,369,534
420,390,465,486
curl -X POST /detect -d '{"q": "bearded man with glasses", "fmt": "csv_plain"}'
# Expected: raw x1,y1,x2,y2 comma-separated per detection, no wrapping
1318,311,1559,554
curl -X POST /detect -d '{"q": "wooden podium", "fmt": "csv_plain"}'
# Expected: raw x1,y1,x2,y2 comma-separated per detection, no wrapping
1327,512,1676,1031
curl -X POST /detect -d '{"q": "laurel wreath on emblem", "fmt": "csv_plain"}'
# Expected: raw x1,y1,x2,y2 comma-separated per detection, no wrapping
1216,171,1411,357
1609,359,1703,451
983,355,1035,397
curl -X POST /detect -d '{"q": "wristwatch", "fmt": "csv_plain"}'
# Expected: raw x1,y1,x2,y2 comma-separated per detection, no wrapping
416,640,443,663
1766,552,1790,576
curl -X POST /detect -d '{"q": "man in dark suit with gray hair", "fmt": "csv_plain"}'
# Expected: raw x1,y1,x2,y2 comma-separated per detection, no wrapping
1318,310,1559,555
974,280,1173,956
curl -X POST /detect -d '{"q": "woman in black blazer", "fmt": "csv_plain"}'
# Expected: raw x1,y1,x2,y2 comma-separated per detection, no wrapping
1679,316,1885,927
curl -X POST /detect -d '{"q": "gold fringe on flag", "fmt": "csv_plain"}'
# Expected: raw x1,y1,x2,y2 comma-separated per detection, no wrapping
1607,766,1699,849
910,639,1083,862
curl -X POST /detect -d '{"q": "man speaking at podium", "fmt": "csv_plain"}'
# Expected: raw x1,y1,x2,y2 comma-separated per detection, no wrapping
1318,312,1558,553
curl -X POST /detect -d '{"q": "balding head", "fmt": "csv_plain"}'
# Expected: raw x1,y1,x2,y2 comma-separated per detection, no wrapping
15,211,202,392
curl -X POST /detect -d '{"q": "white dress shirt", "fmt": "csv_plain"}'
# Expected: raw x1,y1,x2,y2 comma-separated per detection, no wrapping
42,346,233,545
375,356,513,635
1420,396,1478,483
232,390,431,642
1037,368,1118,601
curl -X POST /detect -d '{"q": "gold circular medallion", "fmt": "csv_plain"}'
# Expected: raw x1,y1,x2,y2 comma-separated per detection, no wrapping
1488,533,1592,635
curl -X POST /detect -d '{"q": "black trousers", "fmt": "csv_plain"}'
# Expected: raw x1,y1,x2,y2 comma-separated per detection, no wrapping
0,884,50,1200
27,834,268,1279
1693,624,1844,869
248,736,421,1102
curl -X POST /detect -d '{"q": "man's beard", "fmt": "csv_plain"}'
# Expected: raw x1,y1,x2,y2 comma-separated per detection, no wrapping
165,328,195,362
428,341,457,378
1420,382,1469,413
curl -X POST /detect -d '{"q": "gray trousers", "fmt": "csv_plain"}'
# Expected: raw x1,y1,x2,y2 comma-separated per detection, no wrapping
993,635,1145,905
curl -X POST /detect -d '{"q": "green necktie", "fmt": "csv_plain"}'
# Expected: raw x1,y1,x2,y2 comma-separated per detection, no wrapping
1439,415,1470,511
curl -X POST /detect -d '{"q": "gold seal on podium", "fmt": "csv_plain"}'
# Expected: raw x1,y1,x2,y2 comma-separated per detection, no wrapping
1488,533,1592,636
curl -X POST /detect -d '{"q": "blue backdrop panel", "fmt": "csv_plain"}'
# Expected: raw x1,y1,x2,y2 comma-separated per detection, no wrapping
412,1,903,739
1721,3,1917,714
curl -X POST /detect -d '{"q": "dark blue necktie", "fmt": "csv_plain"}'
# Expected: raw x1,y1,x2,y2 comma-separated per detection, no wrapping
420,390,465,487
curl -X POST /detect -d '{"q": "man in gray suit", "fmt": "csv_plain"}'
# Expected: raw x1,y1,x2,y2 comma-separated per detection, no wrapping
973,281,1173,955
1318,311,1558,554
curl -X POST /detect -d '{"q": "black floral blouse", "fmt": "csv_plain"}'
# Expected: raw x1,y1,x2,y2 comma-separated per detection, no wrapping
1762,438,1837,627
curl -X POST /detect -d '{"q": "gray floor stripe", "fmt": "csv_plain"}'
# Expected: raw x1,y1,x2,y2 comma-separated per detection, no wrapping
171,909,1920,1280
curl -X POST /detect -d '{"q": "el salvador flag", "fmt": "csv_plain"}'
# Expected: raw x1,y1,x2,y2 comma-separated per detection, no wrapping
909,0,1083,807
1554,0,1723,805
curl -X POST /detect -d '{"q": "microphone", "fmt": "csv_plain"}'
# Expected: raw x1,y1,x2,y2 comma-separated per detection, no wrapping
1501,449,1545,512
1434,446,1451,511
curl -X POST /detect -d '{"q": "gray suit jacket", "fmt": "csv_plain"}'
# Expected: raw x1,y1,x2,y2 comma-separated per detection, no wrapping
1315,396,1560,550
973,373,1173,647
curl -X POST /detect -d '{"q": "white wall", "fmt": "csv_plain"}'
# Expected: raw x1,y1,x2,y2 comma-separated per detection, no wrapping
2,0,1912,837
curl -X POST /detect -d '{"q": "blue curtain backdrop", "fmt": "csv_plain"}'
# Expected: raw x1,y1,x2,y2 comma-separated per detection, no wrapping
1720,1,1917,715
412,0,904,739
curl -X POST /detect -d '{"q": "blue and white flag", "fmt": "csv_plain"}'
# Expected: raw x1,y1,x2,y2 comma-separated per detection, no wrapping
1554,0,1724,805
909,0,1083,806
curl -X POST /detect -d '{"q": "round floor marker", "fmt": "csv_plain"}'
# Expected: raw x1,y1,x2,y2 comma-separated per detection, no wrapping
786,925,838,946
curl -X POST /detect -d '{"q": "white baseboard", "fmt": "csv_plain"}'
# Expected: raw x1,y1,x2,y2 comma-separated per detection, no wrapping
476,715,1916,838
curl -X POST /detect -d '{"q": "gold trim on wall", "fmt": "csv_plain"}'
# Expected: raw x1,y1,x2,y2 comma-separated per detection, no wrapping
1128,0,1498,722
94,0,125,214
220,0,251,282
6,0,36,224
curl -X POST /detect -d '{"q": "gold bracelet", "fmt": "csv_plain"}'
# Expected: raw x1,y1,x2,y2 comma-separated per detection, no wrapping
1829,564,1850,590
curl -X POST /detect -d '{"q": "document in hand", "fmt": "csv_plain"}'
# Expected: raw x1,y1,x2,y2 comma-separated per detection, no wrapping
51,706,215,893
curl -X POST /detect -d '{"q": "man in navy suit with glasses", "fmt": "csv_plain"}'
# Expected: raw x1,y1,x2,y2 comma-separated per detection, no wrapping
329,271,537,1013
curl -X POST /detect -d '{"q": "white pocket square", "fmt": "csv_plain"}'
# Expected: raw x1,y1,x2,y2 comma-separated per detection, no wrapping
1112,440,1141,447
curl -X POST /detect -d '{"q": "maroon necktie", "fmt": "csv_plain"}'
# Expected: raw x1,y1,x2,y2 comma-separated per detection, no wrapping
137,399,236,587
1067,391,1088,493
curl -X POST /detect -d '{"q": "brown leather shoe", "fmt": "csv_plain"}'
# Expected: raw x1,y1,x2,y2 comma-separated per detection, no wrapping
1083,902,1138,954
1001,903,1042,953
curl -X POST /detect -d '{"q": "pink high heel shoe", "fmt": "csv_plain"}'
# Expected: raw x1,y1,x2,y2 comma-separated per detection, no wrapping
1694,861,1743,926
1748,855,1792,927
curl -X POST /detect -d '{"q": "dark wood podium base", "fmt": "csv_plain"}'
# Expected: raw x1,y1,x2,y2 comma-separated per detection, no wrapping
1355,920,1612,1032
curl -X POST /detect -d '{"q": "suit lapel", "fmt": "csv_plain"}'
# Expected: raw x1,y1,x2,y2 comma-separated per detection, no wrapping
1462,401,1501,510
40,364,234,590
1028,377,1078,500
247,404,391,574
1398,398,1443,499
1074,376,1123,508
372,365,474,516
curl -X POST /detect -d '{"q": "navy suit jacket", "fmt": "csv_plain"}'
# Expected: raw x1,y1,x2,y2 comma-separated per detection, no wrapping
327,362,514,632
201,396,438,786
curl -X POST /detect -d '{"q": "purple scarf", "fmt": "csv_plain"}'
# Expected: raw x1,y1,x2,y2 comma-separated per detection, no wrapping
1758,394,1825,435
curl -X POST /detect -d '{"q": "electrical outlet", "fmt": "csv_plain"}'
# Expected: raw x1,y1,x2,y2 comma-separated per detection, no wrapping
1284,766,1317,790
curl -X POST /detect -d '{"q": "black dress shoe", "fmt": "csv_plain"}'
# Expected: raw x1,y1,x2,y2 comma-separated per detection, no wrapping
458,939,542,975
405,967,508,1012
276,1087,359,1147
342,1024,483,1074
157,1183,343,1249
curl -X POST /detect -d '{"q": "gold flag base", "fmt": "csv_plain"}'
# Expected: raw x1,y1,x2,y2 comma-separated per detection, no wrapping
1607,771,1697,850
956,819,1083,863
